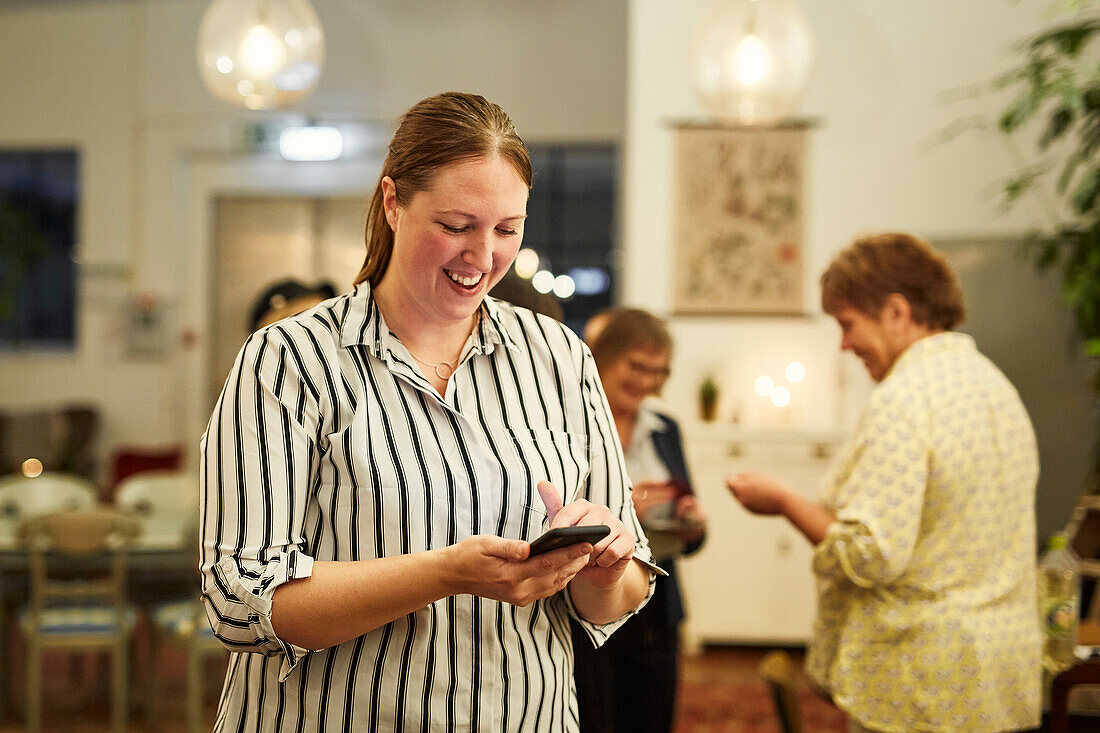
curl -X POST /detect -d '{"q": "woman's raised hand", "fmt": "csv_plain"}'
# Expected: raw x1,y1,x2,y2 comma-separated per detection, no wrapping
537,480,636,589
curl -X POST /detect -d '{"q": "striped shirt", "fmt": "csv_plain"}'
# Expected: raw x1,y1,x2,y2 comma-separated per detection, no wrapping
199,283,655,733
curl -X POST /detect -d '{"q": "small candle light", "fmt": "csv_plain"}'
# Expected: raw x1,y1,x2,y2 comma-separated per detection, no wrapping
22,458,43,478
770,386,791,408
785,361,806,383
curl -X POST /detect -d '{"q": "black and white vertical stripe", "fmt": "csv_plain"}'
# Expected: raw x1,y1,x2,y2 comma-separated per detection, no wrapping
199,284,654,733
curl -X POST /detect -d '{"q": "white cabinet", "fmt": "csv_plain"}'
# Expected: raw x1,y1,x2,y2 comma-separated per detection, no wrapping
676,424,843,648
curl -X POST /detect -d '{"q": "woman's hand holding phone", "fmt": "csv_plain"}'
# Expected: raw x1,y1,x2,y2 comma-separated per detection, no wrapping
437,480,642,609
536,481,637,590
440,533,593,607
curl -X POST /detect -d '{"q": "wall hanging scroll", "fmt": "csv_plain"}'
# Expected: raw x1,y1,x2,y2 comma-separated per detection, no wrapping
672,123,809,315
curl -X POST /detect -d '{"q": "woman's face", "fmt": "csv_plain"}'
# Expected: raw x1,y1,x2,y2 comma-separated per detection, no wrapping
832,302,905,382
379,155,528,330
601,346,671,417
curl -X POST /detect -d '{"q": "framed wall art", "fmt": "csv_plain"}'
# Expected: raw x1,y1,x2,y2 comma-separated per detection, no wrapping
672,123,809,315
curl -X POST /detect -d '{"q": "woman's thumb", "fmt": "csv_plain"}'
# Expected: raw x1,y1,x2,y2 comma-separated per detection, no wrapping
537,481,564,523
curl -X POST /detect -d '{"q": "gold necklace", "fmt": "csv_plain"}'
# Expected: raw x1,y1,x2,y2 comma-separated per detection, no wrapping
407,350,457,380
402,314,477,381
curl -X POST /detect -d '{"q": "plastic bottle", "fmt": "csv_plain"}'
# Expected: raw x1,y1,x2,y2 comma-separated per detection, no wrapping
1037,533,1080,673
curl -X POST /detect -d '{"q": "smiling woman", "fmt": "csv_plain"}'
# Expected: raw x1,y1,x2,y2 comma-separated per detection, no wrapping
199,92,657,733
372,155,529,393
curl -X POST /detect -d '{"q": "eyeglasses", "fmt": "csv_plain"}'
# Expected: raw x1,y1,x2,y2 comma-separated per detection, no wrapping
624,358,670,380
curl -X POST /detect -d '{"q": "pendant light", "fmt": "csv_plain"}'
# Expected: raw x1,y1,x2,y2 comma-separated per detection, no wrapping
692,0,813,125
197,0,325,111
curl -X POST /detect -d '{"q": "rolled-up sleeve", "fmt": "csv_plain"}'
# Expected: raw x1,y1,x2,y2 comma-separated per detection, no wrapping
198,325,323,679
813,396,928,589
566,346,657,648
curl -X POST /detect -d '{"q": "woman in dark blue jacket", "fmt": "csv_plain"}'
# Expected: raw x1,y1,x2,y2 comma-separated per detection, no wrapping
572,308,708,733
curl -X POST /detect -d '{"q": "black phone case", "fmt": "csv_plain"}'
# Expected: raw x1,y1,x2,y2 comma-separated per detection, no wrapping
528,525,610,556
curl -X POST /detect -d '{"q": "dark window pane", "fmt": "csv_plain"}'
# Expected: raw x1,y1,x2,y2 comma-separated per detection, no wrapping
524,144,618,334
0,149,79,349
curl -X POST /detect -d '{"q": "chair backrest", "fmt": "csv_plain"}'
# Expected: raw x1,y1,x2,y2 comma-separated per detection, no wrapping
759,650,803,733
21,508,139,619
0,473,97,547
114,471,199,549
1067,494,1100,620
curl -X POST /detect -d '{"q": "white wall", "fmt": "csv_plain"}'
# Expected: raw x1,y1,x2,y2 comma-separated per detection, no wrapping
0,0,1070,490
624,0,1053,433
0,0,628,479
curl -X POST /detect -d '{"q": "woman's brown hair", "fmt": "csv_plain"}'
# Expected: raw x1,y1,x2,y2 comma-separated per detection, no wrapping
354,92,533,287
820,232,965,330
588,308,673,371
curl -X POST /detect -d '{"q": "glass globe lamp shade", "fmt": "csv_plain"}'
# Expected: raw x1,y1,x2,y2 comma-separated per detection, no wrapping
198,0,325,111
692,0,813,125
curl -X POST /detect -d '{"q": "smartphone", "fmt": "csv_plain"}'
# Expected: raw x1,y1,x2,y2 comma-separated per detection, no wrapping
528,525,610,556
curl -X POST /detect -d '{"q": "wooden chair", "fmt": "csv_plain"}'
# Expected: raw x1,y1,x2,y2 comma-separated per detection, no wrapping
115,469,218,728
759,650,803,733
0,472,97,544
18,508,139,733
148,598,227,733
0,472,97,717
1048,658,1100,733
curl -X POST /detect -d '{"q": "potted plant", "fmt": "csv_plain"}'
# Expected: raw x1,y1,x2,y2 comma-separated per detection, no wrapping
699,374,719,422
991,0,1100,480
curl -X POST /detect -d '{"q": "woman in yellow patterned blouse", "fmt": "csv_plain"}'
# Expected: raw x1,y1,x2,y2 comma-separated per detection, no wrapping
727,232,1040,733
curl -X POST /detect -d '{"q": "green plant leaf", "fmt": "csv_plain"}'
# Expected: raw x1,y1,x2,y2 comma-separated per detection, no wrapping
1041,106,1076,148
1028,18,1100,58
1072,166,1100,213
1037,239,1062,269
1000,93,1042,132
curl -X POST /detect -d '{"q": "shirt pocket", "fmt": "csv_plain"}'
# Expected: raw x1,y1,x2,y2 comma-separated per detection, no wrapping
317,418,429,559
485,427,591,541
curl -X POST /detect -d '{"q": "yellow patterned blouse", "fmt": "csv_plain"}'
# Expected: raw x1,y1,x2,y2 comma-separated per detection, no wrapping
808,332,1041,733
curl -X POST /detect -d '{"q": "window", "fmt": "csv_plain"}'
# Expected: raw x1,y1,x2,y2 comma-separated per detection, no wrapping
0,150,79,348
523,144,618,334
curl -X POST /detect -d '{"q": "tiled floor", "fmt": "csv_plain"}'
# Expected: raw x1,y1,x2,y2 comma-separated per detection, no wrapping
0,645,840,732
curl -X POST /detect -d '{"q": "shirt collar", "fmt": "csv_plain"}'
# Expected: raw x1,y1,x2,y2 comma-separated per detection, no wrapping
630,403,668,452
888,330,975,377
478,296,522,354
338,282,521,358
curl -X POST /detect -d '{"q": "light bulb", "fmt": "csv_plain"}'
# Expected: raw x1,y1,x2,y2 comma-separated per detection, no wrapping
692,0,813,124
532,270,555,294
241,24,284,76
552,275,576,299
279,126,343,161
198,0,325,111
735,35,769,86
514,249,540,279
